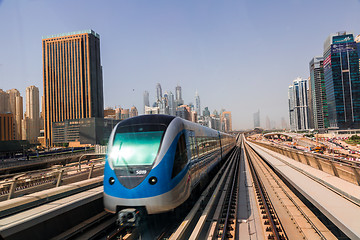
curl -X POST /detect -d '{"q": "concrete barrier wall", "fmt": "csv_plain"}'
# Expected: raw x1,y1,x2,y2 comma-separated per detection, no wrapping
251,141,360,186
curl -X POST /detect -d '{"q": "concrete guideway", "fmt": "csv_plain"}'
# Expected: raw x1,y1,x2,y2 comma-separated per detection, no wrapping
0,178,103,240
248,141,360,239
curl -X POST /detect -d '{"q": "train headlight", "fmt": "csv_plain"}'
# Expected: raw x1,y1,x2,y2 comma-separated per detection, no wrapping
109,177,115,185
149,176,157,185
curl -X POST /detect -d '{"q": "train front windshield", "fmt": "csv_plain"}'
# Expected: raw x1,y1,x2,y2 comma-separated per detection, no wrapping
109,124,166,167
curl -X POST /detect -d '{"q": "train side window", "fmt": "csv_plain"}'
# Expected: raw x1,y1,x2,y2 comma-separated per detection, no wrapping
172,133,188,178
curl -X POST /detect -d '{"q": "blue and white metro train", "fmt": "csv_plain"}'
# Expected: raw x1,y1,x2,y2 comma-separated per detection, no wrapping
103,115,235,216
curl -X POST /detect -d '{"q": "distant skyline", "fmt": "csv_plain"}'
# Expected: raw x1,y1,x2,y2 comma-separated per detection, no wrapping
1,0,360,129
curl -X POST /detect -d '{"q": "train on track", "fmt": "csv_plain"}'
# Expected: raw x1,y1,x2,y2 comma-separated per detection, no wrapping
103,115,235,220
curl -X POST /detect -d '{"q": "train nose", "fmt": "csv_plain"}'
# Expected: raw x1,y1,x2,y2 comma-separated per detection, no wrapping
114,167,152,189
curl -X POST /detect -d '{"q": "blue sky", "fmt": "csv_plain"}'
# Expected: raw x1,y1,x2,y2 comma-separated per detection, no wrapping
1,0,360,129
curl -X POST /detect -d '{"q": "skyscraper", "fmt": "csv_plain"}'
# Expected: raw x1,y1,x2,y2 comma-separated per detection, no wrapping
309,57,328,131
253,110,260,128
143,91,149,114
168,91,175,116
7,89,23,140
0,113,14,141
23,86,40,143
43,30,104,146
288,78,310,131
0,89,10,114
156,83,162,102
323,32,360,130
175,85,184,106
195,90,201,117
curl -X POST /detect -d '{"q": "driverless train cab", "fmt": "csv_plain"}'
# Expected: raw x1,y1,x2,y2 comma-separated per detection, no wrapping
103,114,235,217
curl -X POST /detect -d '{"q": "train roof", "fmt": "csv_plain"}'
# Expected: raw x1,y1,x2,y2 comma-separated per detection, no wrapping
117,115,176,127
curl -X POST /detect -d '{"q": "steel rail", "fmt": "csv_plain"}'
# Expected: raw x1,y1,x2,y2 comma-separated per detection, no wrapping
245,144,282,240
220,145,240,240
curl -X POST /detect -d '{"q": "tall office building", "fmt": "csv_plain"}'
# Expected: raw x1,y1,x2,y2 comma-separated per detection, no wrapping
7,89,23,140
307,76,314,129
0,89,10,114
168,92,175,116
23,86,40,143
288,78,310,131
356,35,360,79
0,113,14,141
143,91,150,114
175,85,184,106
323,32,360,130
253,110,260,128
156,83,162,102
195,90,201,117
43,30,104,146
309,57,328,131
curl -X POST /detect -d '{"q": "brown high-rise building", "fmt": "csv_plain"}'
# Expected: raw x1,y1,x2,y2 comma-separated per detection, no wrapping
0,113,15,141
43,30,104,146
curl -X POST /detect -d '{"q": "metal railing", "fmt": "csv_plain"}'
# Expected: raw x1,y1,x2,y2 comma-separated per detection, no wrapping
0,156,105,200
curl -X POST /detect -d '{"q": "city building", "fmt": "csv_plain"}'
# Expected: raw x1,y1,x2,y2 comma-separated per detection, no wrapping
191,111,197,123
130,106,138,118
309,56,328,131
7,89,23,140
203,107,210,117
0,113,14,141
288,77,310,131
52,118,120,146
307,76,314,129
104,107,116,119
120,109,130,120
22,86,40,143
0,89,10,114
145,106,160,115
42,30,104,146
221,111,232,132
175,85,184,106
253,110,260,128
143,91,150,114
156,83,162,102
323,32,360,130
195,90,201,117
176,105,191,121
168,91,176,116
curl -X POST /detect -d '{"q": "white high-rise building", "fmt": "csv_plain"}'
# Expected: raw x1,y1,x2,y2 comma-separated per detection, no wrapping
169,91,175,116
288,77,310,131
23,86,40,143
143,91,150,114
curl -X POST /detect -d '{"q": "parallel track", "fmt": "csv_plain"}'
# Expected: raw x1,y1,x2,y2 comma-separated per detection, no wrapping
244,143,286,240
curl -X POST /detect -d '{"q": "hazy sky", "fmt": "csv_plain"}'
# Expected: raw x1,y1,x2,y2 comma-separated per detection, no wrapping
1,0,360,130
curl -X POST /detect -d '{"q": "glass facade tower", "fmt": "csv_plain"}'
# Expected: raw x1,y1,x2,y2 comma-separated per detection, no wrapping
323,32,360,130
288,78,309,131
309,57,328,131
